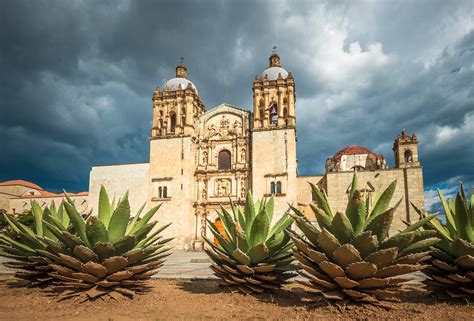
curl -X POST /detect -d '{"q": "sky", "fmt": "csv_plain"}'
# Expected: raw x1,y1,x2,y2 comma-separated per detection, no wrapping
1,0,473,210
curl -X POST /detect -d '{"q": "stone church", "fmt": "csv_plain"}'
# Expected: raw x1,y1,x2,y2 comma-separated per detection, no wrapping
1,53,425,251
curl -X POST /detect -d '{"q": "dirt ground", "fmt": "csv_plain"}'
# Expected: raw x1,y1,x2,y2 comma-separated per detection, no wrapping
0,275,472,320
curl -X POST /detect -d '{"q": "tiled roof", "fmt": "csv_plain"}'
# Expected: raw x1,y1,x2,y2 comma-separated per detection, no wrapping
21,191,89,199
0,180,44,190
332,145,384,161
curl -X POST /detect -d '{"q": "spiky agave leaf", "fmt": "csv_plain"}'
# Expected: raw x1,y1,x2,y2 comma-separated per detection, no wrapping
287,173,440,305
203,192,297,294
42,187,172,301
0,200,72,287
413,185,474,299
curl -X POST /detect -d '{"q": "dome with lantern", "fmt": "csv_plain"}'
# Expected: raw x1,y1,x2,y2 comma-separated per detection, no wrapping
163,63,198,94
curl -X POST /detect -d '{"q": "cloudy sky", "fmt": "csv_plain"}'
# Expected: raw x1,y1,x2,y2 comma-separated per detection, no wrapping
1,0,473,209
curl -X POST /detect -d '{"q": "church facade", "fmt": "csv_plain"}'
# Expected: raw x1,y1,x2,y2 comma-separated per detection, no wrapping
2,53,425,251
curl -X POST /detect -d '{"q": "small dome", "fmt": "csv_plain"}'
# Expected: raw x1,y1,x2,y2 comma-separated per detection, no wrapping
261,66,289,81
163,78,198,94
332,145,384,161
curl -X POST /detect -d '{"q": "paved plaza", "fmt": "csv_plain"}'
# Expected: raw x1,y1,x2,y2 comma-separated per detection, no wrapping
0,251,216,280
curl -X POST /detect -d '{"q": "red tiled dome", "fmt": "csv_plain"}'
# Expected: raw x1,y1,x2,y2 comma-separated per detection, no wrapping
332,145,384,161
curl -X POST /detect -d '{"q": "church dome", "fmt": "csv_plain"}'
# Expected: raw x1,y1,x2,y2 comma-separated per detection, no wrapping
261,66,289,80
163,63,198,94
260,52,289,80
332,145,384,161
163,77,198,94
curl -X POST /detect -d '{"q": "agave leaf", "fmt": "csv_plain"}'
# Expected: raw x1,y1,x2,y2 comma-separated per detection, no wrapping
429,216,454,241
98,186,111,228
290,205,320,245
132,222,157,244
237,208,246,232
266,231,290,257
454,191,473,243
93,242,115,261
370,180,397,219
267,212,293,241
0,234,35,253
365,206,395,242
437,188,457,235
244,192,255,236
318,228,341,257
31,200,44,237
232,249,251,265
113,235,137,255
86,216,108,247
351,231,378,258
216,206,237,242
310,182,333,217
57,202,69,228
64,201,90,247
236,231,249,253
249,206,270,247
129,203,161,235
107,195,131,243
398,237,440,257
400,207,437,234
138,222,172,247
265,197,275,222
380,232,415,251
206,218,236,254
330,212,354,244
346,190,366,235
310,203,332,231
248,243,269,265
450,238,474,257
41,207,57,240
126,202,146,235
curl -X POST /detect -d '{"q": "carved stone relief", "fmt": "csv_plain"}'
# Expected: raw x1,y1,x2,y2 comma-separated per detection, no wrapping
215,178,232,196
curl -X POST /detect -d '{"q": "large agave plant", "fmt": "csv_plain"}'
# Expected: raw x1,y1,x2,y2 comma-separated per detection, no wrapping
287,174,439,304
1,187,173,301
0,200,71,286
412,185,474,299
203,192,297,294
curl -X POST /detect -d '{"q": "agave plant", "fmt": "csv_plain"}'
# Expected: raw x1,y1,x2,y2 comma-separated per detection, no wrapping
412,185,474,299
0,200,71,286
203,192,297,294
37,186,173,301
287,174,440,305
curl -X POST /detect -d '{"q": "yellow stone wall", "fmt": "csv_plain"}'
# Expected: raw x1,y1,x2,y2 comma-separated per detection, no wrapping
251,127,298,219
148,136,196,250
8,195,89,214
88,163,149,215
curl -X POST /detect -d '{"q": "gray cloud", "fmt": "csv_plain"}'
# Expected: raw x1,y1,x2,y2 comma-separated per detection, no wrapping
0,0,473,195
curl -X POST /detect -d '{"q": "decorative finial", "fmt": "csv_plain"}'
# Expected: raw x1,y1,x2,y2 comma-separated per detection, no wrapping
272,46,277,54
179,57,184,65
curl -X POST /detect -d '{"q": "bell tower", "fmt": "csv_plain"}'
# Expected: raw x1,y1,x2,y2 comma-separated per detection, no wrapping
151,62,205,137
252,51,295,129
393,131,420,168
251,50,298,219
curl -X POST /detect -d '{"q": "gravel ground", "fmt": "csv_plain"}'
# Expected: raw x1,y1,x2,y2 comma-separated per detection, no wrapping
0,275,472,320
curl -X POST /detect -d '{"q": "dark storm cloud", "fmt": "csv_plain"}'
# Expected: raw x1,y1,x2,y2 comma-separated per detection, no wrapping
0,0,473,204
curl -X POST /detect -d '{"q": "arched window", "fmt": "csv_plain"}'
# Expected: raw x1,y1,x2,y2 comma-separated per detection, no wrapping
163,186,168,198
404,150,413,163
276,181,282,194
159,119,164,129
270,182,276,194
170,114,176,133
283,107,288,125
218,150,231,170
270,103,278,125
158,187,162,198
